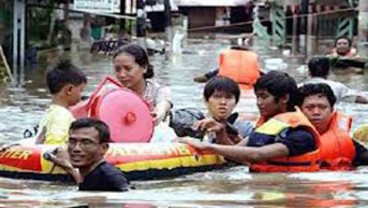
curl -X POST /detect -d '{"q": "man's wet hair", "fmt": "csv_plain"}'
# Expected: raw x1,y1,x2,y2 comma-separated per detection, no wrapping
298,83,336,109
254,70,298,111
334,36,352,47
204,76,240,103
69,118,111,143
308,57,330,78
46,59,87,94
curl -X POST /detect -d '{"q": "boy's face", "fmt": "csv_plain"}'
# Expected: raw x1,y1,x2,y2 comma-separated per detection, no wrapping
67,83,86,106
205,90,237,121
67,127,108,169
300,94,333,132
255,89,285,119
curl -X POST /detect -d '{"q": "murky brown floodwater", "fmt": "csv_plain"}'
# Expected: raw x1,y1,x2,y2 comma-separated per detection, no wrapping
0,38,368,207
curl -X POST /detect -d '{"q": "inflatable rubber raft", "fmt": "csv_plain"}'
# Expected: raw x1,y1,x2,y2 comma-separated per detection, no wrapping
0,143,225,182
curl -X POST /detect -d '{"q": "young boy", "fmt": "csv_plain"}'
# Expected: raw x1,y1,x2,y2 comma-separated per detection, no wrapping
171,76,253,143
197,76,253,143
35,59,87,144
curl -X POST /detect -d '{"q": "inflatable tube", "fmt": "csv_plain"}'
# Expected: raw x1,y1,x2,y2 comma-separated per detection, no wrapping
0,143,226,182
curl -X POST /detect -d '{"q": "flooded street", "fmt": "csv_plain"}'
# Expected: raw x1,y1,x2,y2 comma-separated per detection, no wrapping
0,38,368,207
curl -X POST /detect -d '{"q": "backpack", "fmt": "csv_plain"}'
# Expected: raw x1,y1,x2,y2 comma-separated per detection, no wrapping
169,108,205,139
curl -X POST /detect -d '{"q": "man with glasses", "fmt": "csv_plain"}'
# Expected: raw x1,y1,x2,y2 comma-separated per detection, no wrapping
48,118,129,191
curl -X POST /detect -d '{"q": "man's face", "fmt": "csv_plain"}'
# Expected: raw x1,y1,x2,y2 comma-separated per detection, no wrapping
205,90,237,121
336,38,351,54
67,127,107,168
301,94,333,129
255,89,284,119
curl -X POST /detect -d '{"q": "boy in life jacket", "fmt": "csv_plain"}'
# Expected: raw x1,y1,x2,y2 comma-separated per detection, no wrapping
35,60,87,144
298,83,368,169
180,70,321,172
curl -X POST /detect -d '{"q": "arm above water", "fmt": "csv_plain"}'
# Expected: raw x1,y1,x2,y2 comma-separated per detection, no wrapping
47,147,82,183
179,137,289,164
355,96,368,104
152,84,172,125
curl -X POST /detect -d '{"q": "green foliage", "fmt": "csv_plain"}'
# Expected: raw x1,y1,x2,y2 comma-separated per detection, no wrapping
28,2,54,43
27,0,72,49
0,1,12,27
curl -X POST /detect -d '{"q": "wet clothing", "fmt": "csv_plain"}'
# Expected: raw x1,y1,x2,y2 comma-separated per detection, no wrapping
169,109,253,140
207,120,253,143
169,108,206,138
79,161,129,192
142,79,172,111
247,127,316,156
35,104,75,144
302,77,358,103
319,112,355,170
97,78,171,111
248,110,320,172
233,120,254,139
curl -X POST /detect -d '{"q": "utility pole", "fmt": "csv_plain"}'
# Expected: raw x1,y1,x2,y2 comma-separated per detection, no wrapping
164,0,172,57
358,0,368,57
12,0,25,85
164,0,172,43
136,0,146,48
299,0,309,57
291,6,299,55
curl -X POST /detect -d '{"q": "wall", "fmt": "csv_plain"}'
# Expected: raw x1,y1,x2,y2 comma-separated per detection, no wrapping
186,7,216,29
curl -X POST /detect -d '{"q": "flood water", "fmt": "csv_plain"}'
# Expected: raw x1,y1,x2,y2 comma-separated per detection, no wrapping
0,38,368,207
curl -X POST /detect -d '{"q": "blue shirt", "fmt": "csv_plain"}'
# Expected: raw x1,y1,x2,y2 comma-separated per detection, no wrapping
247,127,317,156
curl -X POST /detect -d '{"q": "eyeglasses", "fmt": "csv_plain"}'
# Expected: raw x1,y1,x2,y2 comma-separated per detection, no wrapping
67,138,99,150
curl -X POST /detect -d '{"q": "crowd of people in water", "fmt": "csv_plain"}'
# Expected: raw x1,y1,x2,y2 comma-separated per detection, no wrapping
1,36,368,192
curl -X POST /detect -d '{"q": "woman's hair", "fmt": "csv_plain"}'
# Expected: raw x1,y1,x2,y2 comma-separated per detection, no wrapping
113,43,154,79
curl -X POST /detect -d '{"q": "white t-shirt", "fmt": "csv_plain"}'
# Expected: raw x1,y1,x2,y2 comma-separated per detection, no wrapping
301,77,358,103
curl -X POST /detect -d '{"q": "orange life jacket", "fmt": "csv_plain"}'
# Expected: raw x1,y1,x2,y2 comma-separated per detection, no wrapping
331,48,357,58
218,49,261,90
319,112,355,170
250,110,321,172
